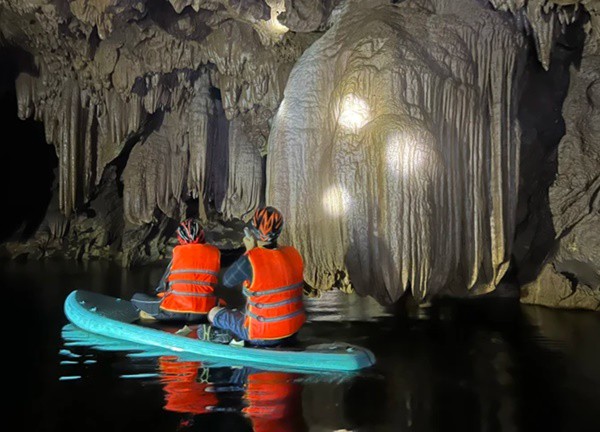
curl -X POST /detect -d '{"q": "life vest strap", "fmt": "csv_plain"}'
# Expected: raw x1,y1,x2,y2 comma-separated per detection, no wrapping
246,309,304,323
169,269,218,277
247,295,303,309
243,282,303,298
168,280,217,287
167,290,216,297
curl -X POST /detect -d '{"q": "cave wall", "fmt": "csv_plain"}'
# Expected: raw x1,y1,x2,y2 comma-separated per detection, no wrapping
0,0,598,309
520,23,600,311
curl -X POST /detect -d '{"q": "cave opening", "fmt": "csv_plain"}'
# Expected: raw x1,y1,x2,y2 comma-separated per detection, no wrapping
0,46,57,242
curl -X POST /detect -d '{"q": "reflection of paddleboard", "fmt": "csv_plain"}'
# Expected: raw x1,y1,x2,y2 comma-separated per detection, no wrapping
64,290,376,372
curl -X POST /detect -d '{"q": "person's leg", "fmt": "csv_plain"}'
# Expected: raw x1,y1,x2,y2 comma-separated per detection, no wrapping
249,334,297,347
131,293,206,322
209,308,288,347
209,308,248,341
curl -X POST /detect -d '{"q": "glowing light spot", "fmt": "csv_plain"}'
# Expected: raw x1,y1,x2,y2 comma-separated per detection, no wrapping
386,131,430,178
338,94,370,131
322,185,351,217
266,15,289,35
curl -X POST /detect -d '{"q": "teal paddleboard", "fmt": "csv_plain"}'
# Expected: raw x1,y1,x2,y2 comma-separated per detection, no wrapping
64,290,376,372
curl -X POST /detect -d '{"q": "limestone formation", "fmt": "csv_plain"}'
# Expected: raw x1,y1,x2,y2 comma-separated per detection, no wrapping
521,264,600,310
489,0,597,70
0,0,598,309
0,0,304,218
0,0,305,264
268,0,525,303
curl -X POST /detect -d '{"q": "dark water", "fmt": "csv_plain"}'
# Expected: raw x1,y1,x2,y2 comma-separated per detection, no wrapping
2,260,599,432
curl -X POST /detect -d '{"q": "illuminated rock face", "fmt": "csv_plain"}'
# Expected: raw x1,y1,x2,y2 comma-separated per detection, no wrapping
268,0,526,302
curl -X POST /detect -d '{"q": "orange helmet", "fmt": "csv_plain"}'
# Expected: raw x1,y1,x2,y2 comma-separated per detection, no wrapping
176,219,205,244
250,206,284,242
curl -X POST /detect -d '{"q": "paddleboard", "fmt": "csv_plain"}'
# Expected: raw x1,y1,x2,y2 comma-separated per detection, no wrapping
64,290,376,372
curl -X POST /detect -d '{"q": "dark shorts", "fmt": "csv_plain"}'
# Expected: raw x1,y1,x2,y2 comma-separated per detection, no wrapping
131,293,207,323
211,308,295,347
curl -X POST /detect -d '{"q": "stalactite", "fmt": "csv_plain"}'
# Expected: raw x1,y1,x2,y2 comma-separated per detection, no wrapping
220,117,264,220
15,71,145,216
185,74,214,221
204,98,230,213
1,0,305,224
122,71,234,226
123,112,188,225
280,0,342,32
488,0,583,70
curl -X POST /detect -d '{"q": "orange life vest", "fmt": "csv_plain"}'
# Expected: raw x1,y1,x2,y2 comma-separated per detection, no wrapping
160,243,220,314
243,247,305,340
159,356,218,415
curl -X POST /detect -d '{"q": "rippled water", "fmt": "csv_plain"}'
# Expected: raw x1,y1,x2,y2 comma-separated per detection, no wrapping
3,260,599,432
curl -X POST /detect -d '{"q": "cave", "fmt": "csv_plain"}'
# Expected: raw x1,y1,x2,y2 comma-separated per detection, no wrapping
0,0,598,309
0,46,57,242
2,1,599,432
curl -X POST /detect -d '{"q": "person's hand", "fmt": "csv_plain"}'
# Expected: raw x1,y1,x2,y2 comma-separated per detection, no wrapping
243,234,256,251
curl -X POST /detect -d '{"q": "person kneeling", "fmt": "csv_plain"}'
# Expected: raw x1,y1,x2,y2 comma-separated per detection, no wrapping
200,207,305,346
132,219,220,322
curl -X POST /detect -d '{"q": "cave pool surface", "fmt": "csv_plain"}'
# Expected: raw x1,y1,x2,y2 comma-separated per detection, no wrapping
2,259,599,432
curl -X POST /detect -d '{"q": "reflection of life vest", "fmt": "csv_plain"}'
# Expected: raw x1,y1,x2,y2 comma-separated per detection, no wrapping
161,244,220,314
243,247,305,340
244,371,303,432
159,356,218,415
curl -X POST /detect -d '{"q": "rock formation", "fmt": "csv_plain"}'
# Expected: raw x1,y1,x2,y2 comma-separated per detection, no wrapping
268,0,526,303
520,20,600,311
0,0,308,263
0,0,598,309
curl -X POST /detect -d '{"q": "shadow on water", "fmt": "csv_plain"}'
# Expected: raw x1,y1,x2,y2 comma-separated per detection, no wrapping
1,260,599,431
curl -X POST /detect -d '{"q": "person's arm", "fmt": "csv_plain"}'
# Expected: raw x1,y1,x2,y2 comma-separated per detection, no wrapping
222,255,252,288
155,259,173,293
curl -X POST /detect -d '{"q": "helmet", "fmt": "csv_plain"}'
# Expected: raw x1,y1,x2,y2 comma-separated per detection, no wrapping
249,206,284,243
176,219,205,244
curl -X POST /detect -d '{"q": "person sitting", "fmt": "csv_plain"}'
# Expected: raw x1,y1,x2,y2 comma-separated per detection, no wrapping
199,206,305,346
131,218,220,322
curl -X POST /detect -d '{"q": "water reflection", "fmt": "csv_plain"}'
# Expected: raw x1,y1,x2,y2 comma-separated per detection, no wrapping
304,289,391,322
159,357,217,416
158,357,305,431
59,323,378,431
